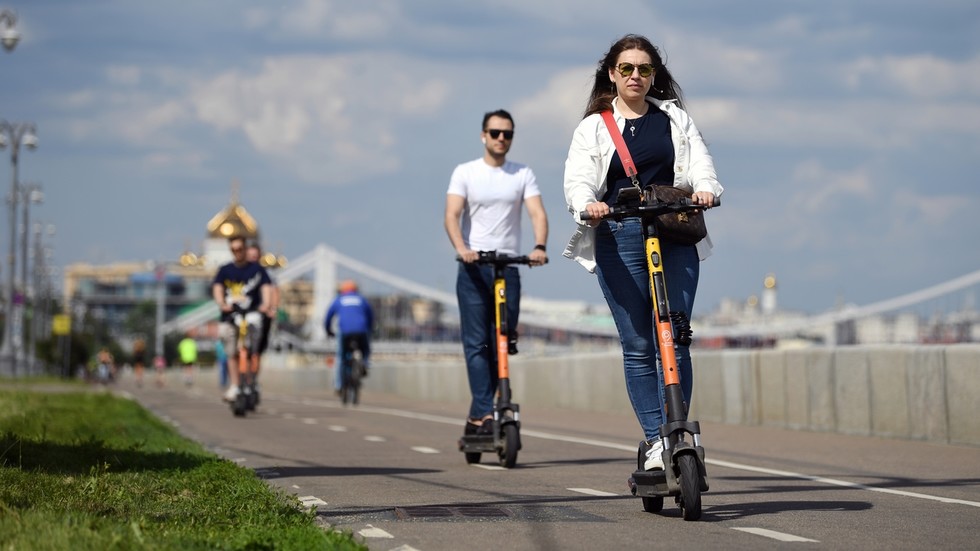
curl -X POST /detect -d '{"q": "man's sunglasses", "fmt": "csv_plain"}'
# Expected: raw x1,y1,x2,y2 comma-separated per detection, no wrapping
485,129,514,140
616,62,655,78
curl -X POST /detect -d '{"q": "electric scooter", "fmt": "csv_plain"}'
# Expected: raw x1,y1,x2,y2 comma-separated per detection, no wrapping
581,186,719,521
456,251,536,469
230,304,263,417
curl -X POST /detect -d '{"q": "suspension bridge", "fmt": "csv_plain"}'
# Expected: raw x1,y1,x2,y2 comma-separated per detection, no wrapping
162,244,980,345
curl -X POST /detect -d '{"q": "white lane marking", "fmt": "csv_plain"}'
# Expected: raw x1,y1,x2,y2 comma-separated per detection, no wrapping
389,545,422,551
568,488,618,497
328,425,348,432
411,446,440,454
233,458,247,463
473,464,505,471
733,527,818,542
707,458,980,508
301,418,317,425
364,435,386,442
358,524,393,538
270,394,980,509
292,485,300,489
298,496,327,508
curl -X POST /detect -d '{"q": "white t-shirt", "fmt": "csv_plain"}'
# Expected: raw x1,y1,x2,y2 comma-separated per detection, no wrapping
447,158,540,256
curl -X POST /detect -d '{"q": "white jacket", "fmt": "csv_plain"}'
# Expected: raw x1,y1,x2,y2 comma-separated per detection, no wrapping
562,97,724,273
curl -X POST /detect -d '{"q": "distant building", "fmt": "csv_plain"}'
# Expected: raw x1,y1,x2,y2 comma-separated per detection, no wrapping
62,185,313,339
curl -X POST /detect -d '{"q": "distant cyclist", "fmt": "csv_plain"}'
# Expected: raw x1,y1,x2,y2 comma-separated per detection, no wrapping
324,280,374,395
212,236,272,402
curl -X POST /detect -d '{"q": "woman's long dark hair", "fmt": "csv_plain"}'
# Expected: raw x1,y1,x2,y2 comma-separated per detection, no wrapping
583,34,685,118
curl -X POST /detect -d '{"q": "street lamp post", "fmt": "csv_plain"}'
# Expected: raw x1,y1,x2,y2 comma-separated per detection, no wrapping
1,9,20,53
20,183,41,372
0,121,38,377
29,223,54,375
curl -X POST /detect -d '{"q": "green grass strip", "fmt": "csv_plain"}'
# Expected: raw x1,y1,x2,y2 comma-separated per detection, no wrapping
0,388,366,550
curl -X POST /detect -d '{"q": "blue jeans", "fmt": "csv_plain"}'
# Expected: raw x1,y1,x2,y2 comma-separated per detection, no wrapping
456,262,521,420
595,217,699,441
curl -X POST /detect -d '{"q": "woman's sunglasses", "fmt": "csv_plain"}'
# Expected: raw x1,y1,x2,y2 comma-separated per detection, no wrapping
616,62,655,78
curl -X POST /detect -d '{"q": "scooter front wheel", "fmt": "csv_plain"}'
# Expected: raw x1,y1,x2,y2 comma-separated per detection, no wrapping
499,423,519,468
677,454,702,521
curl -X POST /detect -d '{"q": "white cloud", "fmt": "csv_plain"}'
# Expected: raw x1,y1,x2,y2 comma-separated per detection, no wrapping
512,66,593,138
790,160,873,212
188,53,450,183
690,96,980,150
245,0,396,39
665,33,783,93
842,53,980,98
105,65,142,86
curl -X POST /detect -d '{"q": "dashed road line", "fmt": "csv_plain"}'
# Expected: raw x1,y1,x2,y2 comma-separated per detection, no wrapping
364,435,386,442
411,446,440,454
301,418,317,424
358,524,393,538
298,496,328,508
568,488,618,497
328,425,348,432
269,394,980,509
473,464,506,471
733,527,818,542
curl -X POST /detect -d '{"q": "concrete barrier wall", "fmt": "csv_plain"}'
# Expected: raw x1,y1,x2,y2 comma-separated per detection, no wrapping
255,344,980,447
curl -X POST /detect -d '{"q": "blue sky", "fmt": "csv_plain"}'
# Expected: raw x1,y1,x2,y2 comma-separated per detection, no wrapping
2,0,978,315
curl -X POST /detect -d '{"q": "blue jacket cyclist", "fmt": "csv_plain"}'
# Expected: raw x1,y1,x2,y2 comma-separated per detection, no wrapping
324,280,374,392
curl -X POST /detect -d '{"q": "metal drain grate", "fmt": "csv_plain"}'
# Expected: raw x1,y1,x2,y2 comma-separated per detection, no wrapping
395,506,512,520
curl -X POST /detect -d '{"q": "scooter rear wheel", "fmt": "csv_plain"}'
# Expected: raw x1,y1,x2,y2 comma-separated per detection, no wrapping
233,393,247,417
499,423,519,468
677,454,702,521
464,452,481,464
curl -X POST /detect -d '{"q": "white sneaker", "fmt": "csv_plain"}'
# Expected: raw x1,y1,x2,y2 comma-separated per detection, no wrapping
223,386,239,402
643,439,665,471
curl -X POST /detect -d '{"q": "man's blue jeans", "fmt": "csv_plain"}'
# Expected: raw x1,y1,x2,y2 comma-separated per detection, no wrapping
456,262,521,420
594,217,700,441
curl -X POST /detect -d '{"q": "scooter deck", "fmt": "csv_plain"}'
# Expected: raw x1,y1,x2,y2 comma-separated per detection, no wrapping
458,434,496,453
630,469,670,497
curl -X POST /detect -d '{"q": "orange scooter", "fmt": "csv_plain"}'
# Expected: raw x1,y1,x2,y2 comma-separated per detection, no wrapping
456,251,535,468
582,186,718,521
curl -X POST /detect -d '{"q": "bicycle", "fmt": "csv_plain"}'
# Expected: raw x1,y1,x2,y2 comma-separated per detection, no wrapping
581,186,718,521
456,250,537,469
338,333,368,406
230,304,264,417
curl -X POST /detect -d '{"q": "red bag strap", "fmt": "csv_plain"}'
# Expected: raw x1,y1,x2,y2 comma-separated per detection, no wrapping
600,110,642,193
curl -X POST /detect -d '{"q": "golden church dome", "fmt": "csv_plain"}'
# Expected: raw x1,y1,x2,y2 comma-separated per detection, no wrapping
206,181,260,240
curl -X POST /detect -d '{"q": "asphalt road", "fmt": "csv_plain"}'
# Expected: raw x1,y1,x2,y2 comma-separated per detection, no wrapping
116,373,980,551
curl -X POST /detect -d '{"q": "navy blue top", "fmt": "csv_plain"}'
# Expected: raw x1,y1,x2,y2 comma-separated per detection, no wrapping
212,261,272,324
602,108,674,204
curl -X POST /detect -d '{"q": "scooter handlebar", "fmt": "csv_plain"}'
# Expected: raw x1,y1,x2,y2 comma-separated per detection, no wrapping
455,251,542,266
579,196,720,221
